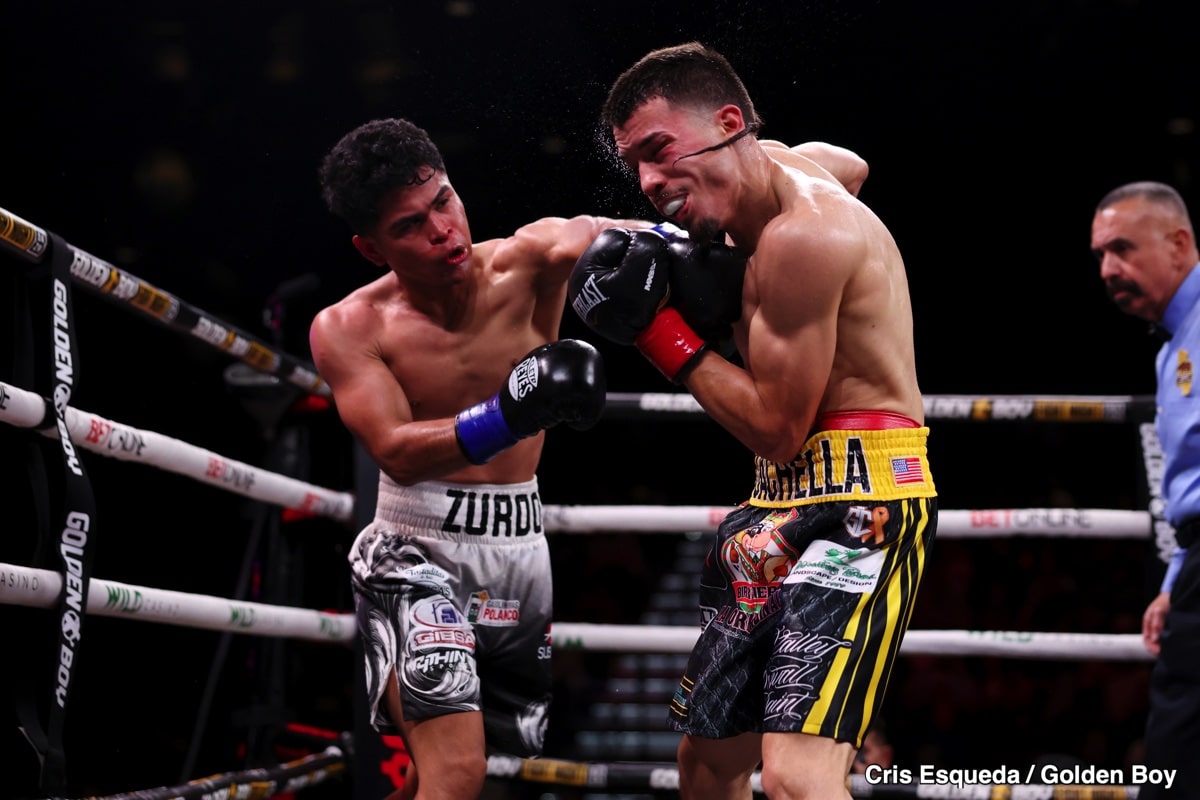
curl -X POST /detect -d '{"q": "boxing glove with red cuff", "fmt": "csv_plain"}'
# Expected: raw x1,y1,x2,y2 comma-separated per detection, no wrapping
569,227,707,382
665,240,747,345
650,222,747,347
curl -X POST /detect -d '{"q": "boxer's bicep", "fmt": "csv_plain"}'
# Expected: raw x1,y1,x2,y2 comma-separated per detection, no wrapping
730,224,849,452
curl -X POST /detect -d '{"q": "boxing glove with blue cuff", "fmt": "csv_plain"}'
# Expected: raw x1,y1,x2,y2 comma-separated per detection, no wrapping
650,222,688,241
453,339,606,465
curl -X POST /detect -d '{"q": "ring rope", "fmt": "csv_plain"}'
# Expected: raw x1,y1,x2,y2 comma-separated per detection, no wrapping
1,379,1149,537
0,205,330,398
42,745,347,800
0,380,355,521
0,562,1148,659
0,561,354,643
10,202,1146,424
543,504,1150,538
550,622,1151,661
605,391,1155,423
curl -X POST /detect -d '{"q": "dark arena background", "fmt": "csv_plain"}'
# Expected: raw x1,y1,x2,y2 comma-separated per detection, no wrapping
1,1,1195,798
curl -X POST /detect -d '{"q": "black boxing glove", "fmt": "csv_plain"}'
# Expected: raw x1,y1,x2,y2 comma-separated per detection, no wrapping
664,238,747,344
454,339,606,465
569,228,671,344
570,228,707,382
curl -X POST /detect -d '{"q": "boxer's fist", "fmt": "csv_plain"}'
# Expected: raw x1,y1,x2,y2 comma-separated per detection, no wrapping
570,228,709,384
454,340,606,464
499,339,606,435
568,228,670,345
666,239,747,344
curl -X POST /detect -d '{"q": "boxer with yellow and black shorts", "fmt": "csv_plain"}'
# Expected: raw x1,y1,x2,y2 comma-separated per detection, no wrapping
667,411,937,746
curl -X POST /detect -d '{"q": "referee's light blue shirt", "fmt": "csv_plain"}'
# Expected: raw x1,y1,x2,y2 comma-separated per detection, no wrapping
1155,262,1200,590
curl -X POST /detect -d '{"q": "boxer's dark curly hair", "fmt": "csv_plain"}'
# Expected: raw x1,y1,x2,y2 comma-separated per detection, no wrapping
319,118,445,234
602,41,762,131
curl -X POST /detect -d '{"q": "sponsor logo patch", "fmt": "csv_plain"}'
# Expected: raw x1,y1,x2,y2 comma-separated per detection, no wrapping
784,539,884,593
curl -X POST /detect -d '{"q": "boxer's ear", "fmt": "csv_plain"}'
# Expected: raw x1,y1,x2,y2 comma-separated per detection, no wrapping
352,234,388,268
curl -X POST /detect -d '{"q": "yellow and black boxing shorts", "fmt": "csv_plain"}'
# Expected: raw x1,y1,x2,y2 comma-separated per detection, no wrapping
668,411,937,747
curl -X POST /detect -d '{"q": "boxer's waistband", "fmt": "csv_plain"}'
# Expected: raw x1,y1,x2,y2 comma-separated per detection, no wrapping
373,473,543,542
816,410,921,431
751,425,935,507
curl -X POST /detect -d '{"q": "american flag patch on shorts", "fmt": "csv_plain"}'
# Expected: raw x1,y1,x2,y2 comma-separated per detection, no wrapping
890,456,925,485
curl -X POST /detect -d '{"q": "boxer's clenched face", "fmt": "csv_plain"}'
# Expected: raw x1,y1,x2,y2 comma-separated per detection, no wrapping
613,96,747,244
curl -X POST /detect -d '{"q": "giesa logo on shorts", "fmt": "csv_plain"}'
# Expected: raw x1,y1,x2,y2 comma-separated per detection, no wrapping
442,489,543,536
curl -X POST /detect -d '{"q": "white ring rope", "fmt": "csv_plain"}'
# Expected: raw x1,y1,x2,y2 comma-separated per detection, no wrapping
542,505,1151,538
549,623,1152,661
0,562,354,643
0,380,355,521
0,562,1148,660
0,381,1151,539
4,381,1156,542
0,377,1156,666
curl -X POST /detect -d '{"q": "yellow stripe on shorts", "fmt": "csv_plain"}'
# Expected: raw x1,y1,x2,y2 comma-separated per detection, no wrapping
798,496,935,746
